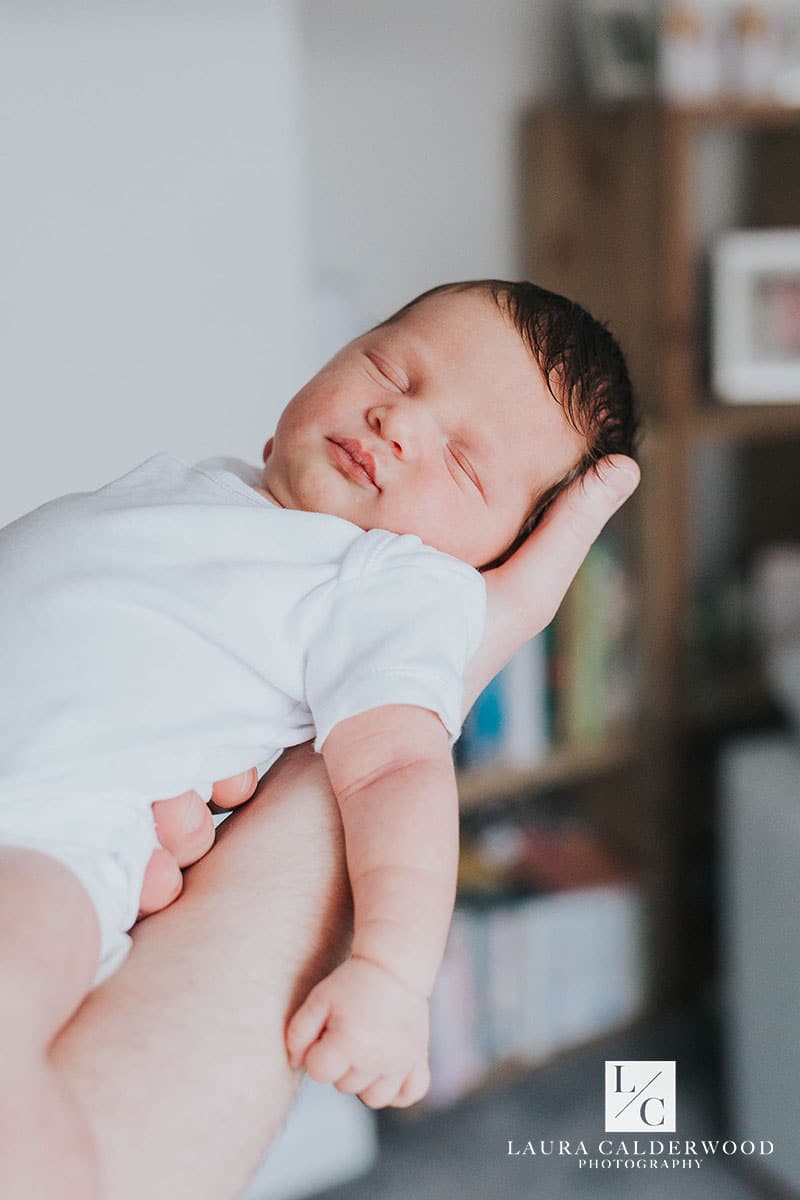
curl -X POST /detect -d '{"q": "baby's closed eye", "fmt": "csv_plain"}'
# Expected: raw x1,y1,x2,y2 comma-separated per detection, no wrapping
365,351,409,394
446,444,483,498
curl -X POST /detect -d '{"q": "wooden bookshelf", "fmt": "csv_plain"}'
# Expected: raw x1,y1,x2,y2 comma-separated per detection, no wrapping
687,661,779,733
663,99,800,128
457,738,637,812
413,99,799,1122
523,100,800,1001
691,402,800,444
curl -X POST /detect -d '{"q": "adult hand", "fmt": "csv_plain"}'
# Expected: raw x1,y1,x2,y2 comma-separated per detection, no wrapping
138,769,259,917
463,454,640,711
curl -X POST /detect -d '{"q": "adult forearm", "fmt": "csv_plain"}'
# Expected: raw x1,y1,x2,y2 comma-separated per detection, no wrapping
49,742,351,1200
462,458,641,717
462,585,522,715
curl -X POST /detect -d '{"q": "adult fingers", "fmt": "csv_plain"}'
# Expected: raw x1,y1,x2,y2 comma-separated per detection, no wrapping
138,848,184,917
142,773,258,919
491,455,640,636
463,456,640,712
151,790,215,868
208,767,259,812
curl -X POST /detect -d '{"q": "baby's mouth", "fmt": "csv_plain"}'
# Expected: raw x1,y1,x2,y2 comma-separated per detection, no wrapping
326,437,380,490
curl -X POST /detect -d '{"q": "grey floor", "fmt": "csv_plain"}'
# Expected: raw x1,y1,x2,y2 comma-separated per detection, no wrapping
310,1009,789,1200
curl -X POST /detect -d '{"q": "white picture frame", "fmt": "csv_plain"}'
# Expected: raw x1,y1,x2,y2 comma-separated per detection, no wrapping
712,230,800,404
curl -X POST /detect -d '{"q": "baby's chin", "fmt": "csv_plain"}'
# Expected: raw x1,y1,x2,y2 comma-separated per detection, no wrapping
264,470,370,528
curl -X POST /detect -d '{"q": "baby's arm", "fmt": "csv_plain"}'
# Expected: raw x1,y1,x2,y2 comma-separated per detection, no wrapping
285,703,457,1109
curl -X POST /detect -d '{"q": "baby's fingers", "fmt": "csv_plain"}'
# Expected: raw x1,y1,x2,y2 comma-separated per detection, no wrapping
286,990,331,1069
359,1074,405,1110
335,1068,374,1096
393,1059,431,1109
304,1036,351,1086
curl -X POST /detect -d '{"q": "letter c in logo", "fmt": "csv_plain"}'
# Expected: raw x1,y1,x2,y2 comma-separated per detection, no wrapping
640,1097,665,1127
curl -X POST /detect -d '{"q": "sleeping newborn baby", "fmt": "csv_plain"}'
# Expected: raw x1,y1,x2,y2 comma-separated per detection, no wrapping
0,280,636,1130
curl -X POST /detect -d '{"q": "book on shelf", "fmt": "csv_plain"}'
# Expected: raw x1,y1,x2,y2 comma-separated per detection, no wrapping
551,539,638,749
426,817,646,1108
456,634,549,770
428,906,489,1105
456,538,638,772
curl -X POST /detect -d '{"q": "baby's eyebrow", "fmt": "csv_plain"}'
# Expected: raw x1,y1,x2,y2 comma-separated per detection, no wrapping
467,425,492,459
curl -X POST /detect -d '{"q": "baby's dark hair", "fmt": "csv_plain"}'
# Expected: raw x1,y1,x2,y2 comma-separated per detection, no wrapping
380,279,639,568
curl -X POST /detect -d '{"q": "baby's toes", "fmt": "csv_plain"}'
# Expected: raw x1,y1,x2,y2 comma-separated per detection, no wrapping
358,1074,405,1110
304,1037,351,1086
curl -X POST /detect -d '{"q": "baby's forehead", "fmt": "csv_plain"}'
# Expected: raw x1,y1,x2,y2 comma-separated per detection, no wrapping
383,291,540,381
389,287,509,338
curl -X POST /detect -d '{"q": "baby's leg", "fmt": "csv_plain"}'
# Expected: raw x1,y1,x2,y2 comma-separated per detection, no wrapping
0,846,103,1199
50,742,352,1200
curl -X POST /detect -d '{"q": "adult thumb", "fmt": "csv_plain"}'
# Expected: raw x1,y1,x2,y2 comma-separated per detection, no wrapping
584,454,641,514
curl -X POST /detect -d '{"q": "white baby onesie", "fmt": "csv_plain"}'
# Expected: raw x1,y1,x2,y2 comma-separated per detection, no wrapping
0,454,486,984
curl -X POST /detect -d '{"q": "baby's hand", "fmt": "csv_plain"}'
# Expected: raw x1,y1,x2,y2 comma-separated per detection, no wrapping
286,956,431,1109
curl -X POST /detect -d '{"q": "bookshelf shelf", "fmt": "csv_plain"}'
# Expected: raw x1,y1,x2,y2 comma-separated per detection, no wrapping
690,402,800,444
457,738,637,812
687,662,778,733
575,100,800,128
643,403,800,448
665,100,800,128
524,98,800,1003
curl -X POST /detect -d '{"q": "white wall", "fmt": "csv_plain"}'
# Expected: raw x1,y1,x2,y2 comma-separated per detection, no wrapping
0,1,308,526
297,0,743,583
0,0,581,527
298,0,569,332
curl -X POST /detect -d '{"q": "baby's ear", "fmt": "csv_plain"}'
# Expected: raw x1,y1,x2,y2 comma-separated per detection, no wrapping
262,436,274,464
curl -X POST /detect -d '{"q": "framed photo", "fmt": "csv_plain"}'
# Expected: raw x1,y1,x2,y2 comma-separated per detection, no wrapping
774,5,800,103
712,230,800,404
573,0,656,100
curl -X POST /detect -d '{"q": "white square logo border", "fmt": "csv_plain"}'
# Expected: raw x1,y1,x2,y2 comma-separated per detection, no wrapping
604,1060,676,1132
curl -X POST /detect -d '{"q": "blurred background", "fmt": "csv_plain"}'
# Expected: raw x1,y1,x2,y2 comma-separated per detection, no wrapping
3,2,800,1198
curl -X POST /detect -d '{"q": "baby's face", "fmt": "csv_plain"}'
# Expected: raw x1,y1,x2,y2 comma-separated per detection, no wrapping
261,290,585,567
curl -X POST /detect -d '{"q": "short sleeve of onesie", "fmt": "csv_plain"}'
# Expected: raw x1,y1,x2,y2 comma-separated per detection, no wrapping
305,529,486,751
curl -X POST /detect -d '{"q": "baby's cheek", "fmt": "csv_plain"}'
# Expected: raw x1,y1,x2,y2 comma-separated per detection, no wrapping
419,505,488,565
294,465,346,518
381,492,447,541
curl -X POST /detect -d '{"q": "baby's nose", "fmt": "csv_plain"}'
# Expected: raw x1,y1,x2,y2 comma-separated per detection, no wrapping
370,402,426,459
